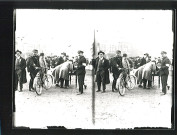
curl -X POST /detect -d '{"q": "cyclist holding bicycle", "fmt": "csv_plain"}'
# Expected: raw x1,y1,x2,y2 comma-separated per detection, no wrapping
121,53,133,85
26,49,40,91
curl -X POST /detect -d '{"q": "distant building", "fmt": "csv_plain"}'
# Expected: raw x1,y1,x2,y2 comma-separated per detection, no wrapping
94,41,144,59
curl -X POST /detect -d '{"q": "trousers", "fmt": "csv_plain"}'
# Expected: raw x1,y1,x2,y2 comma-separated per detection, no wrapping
15,70,23,90
143,79,152,88
78,74,85,93
29,72,37,89
60,78,69,87
161,75,168,94
96,71,106,91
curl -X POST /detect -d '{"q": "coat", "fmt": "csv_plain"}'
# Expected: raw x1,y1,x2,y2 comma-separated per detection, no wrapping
76,55,86,75
140,57,146,66
135,65,145,83
15,57,27,84
59,61,73,80
39,56,48,73
110,56,122,75
159,56,171,76
142,62,156,81
95,57,110,84
26,56,40,74
52,61,73,81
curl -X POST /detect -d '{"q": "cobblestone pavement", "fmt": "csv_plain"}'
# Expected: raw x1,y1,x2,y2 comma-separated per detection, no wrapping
14,70,173,129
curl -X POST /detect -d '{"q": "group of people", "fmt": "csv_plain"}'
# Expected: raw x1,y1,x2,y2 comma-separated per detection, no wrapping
52,50,87,95
92,50,134,93
92,50,171,95
135,51,171,95
14,48,171,95
14,49,88,95
14,49,49,92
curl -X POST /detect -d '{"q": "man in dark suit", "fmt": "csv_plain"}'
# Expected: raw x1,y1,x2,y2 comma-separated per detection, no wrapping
140,53,149,66
14,50,27,92
76,50,87,95
95,51,110,93
110,50,122,92
55,52,66,66
159,51,171,95
26,49,40,91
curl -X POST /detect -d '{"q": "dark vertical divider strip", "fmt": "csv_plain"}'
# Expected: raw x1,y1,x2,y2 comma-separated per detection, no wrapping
0,5,13,135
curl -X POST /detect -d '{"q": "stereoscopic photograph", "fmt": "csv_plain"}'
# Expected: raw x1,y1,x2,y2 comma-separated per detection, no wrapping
13,9,173,129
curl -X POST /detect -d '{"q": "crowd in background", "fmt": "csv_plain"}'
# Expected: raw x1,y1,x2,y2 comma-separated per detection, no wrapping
91,50,171,95
14,48,172,95
14,49,89,95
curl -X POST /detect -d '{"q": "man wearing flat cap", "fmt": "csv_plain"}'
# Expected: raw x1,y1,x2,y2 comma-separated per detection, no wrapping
76,50,87,95
95,51,110,93
159,51,171,95
110,50,123,92
26,49,40,91
14,50,27,92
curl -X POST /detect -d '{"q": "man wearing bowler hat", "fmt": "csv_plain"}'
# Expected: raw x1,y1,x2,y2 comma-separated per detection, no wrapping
159,51,171,95
95,51,110,93
14,50,27,92
26,49,40,91
76,50,87,95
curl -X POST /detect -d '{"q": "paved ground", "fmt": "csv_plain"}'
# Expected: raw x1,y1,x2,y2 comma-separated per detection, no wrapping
14,69,173,129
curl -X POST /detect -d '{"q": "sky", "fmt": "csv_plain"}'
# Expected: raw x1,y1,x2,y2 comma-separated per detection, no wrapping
16,9,173,59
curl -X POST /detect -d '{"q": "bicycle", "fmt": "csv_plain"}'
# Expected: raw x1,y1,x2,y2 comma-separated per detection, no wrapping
33,67,54,95
116,68,137,96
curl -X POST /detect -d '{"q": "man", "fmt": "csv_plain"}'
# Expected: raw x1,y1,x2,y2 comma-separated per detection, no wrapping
76,50,87,95
14,50,27,92
55,52,66,86
110,50,122,92
39,53,48,83
159,51,171,95
142,60,156,89
122,53,133,73
134,56,141,69
95,51,110,93
138,53,149,87
140,53,149,66
26,49,40,91
56,52,66,66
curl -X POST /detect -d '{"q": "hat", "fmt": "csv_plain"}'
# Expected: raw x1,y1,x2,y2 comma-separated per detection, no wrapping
32,49,38,53
78,50,84,54
116,50,121,54
98,50,105,55
15,50,22,54
61,52,66,56
123,53,127,57
40,53,44,56
161,51,167,54
144,53,149,56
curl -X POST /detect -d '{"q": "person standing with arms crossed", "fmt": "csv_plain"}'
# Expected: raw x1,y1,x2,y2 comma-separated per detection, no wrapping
76,50,87,95
159,51,171,95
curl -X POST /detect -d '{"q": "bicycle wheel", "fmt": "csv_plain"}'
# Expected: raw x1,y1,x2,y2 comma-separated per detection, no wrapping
43,74,53,90
118,77,126,96
126,75,136,90
35,78,43,95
